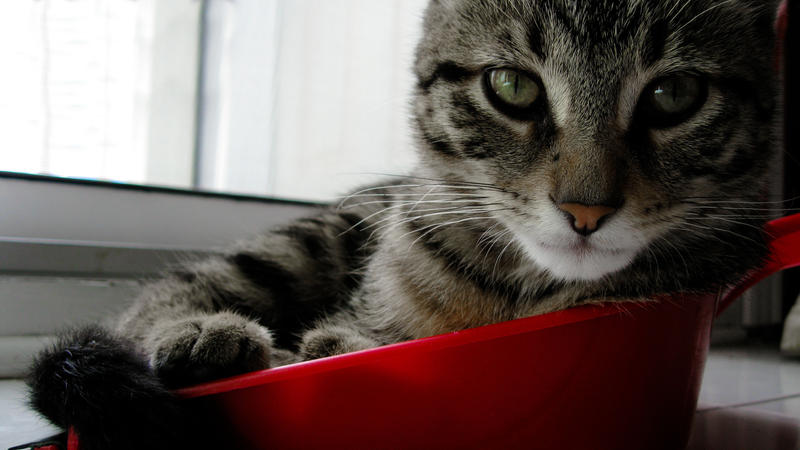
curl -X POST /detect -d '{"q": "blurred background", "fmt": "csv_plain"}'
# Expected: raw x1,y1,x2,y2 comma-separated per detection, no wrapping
0,1,797,447
0,0,427,201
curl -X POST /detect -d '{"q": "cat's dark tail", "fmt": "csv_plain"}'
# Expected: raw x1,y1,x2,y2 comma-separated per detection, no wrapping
26,325,224,450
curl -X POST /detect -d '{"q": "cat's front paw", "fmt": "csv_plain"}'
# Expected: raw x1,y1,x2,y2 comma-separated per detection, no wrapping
299,325,378,360
147,312,273,387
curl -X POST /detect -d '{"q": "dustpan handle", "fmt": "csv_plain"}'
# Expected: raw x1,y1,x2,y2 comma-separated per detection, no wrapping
717,213,800,316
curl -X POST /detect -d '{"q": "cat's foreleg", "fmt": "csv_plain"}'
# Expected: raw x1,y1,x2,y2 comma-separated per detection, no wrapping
116,210,377,386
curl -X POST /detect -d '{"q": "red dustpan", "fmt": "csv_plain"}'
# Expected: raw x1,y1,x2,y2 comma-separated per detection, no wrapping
140,213,798,450
58,3,788,449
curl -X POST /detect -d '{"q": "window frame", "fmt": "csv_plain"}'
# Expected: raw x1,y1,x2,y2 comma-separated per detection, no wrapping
0,171,318,376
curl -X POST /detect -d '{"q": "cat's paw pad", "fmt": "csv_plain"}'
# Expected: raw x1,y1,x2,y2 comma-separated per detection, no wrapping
299,325,377,360
148,312,273,387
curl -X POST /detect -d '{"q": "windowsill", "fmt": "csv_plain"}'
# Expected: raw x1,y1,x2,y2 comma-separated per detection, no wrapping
0,171,322,207
0,173,318,377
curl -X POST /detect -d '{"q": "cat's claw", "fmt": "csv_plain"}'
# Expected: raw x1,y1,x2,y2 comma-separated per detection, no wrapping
147,312,273,387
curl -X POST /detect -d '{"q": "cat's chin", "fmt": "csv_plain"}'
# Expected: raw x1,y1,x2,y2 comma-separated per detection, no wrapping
519,238,637,282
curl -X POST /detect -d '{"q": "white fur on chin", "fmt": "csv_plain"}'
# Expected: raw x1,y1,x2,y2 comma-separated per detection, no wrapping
506,210,646,282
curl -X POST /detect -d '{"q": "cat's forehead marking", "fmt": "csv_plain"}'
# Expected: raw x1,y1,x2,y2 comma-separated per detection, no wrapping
538,64,571,128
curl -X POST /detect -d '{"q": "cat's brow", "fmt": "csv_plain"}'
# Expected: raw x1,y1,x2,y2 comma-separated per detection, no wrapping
418,61,475,91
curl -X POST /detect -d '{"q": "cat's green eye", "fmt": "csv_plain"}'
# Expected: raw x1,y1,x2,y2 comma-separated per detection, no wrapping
486,69,541,110
642,74,707,127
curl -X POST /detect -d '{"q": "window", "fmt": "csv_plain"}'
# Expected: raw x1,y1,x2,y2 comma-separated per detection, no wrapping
0,0,428,202
0,0,432,376
0,1,198,188
0,174,317,377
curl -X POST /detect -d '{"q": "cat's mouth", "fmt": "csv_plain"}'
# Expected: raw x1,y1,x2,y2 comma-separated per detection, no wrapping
533,240,637,281
499,213,645,281
537,240,628,257
513,233,639,282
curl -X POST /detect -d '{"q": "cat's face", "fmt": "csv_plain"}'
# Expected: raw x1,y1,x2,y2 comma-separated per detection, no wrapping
412,0,776,282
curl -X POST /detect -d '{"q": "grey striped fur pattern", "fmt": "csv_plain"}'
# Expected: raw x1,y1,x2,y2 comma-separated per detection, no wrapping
35,0,780,405
120,0,779,385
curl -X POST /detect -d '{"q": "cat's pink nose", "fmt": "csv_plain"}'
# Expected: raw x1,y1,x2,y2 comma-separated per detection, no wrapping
557,203,617,236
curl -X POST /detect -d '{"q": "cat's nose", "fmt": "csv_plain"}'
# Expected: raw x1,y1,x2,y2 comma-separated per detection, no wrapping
557,203,617,236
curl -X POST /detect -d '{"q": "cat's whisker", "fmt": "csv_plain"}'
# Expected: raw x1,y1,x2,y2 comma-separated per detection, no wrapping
679,219,763,248
363,206,483,233
340,192,489,200
684,201,792,208
476,222,504,247
389,208,510,237
377,206,507,228
686,208,799,217
650,236,691,281
351,172,509,192
336,202,428,237
366,206,510,243
493,237,518,278
667,0,694,22
340,198,490,210
407,186,440,215
685,210,783,217
402,216,500,256
338,201,494,237
675,222,729,246
684,214,776,238
643,246,660,282
337,183,498,209
672,0,740,36
478,228,514,265
682,194,800,205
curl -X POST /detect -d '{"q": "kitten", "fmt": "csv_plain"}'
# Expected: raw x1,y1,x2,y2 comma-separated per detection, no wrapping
28,1,778,448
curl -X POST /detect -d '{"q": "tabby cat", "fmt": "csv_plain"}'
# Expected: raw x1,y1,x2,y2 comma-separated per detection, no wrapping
28,0,778,448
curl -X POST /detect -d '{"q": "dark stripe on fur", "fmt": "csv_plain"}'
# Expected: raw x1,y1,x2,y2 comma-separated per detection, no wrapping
229,252,298,297
642,20,667,67
227,252,310,349
276,225,329,260
229,215,376,351
418,61,474,91
528,22,545,60
408,220,522,303
337,213,375,292
338,212,367,230
419,125,459,157
449,91,485,127
462,135,490,159
171,269,197,283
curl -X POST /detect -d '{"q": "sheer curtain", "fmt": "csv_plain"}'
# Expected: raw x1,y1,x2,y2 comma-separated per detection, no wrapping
0,0,200,188
198,0,428,201
0,0,427,201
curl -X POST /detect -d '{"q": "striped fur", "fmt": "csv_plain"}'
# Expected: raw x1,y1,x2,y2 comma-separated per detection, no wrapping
29,1,779,446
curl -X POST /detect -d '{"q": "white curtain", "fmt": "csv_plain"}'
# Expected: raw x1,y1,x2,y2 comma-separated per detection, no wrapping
0,0,428,202
198,0,428,201
0,1,201,188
